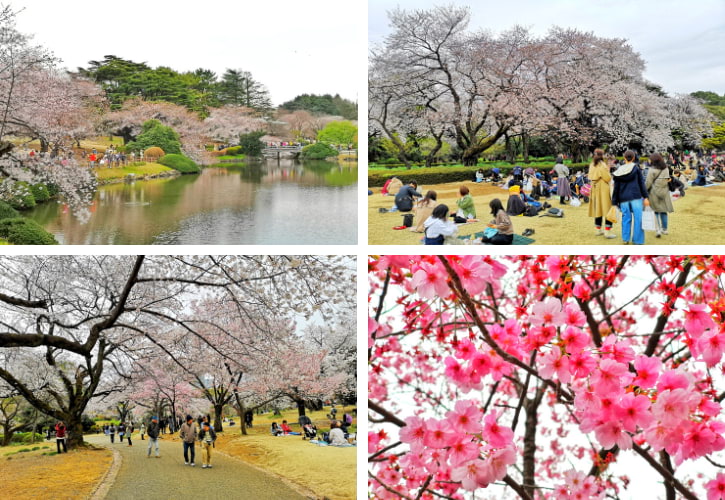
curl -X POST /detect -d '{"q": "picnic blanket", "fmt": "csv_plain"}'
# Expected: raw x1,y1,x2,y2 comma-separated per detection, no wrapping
458,232,535,245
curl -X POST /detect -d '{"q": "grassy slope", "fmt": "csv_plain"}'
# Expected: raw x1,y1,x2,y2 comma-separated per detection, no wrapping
218,406,356,500
2,442,112,499
93,162,174,181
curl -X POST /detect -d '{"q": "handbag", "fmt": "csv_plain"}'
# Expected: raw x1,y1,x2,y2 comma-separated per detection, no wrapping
642,207,656,231
606,206,618,224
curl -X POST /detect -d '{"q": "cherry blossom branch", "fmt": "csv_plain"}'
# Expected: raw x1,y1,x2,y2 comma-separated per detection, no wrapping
631,443,697,500
369,399,406,427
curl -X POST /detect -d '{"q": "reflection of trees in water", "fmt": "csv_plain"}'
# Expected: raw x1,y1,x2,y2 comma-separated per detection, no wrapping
29,164,357,244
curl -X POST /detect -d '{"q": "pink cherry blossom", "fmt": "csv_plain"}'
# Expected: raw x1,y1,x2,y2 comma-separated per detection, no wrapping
539,346,572,384
705,472,725,500
530,297,566,326
411,262,449,299
632,355,662,389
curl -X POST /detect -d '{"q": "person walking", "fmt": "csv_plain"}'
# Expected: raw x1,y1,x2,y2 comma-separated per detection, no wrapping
588,148,616,238
147,417,160,458
612,150,650,245
109,423,116,444
198,421,217,469
126,423,133,446
139,422,146,440
645,153,674,238
55,421,68,453
179,415,198,466
118,423,125,444
553,155,571,205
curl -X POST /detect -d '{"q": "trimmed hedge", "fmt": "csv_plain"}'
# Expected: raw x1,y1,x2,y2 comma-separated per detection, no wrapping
0,200,19,220
368,163,589,187
157,154,201,174
301,142,339,160
0,218,58,245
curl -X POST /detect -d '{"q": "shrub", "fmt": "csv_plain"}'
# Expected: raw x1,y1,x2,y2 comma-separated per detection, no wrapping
225,146,243,156
301,142,339,160
6,432,44,444
126,119,182,155
0,218,58,245
0,201,19,220
45,183,60,197
144,146,165,159
3,181,36,210
238,130,266,157
157,154,200,174
30,183,51,202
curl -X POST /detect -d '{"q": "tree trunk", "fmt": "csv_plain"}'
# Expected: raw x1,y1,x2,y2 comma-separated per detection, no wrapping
294,399,306,417
232,392,248,436
213,404,224,433
522,132,530,163
67,416,84,449
40,139,49,153
522,387,544,498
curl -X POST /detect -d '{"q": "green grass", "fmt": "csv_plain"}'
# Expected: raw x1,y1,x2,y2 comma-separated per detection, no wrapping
0,238,9,245
215,154,246,160
93,162,174,181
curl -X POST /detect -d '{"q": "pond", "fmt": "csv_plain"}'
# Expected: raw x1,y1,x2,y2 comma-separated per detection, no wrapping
26,160,358,245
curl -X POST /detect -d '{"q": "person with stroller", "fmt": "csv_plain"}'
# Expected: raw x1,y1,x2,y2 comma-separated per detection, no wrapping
299,415,318,440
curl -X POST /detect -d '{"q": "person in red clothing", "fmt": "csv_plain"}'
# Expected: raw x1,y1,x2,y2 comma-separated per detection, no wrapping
55,421,68,453
280,420,301,435
89,153,97,168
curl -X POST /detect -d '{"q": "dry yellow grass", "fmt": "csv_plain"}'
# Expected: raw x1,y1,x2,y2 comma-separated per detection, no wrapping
1,444,112,499
368,181,725,245
217,410,356,500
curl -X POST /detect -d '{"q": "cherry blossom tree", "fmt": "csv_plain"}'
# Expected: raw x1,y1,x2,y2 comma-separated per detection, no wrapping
0,255,354,448
369,255,725,500
203,105,263,144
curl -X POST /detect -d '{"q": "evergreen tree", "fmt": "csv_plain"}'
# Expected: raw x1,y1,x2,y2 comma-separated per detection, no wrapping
218,69,272,111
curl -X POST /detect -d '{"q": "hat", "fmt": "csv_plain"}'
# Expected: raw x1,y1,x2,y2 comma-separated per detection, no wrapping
535,173,542,179
509,185,520,194
151,416,158,421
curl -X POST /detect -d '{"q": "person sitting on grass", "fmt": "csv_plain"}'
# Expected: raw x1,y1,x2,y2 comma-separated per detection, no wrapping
411,191,438,233
326,420,350,447
455,185,476,220
280,420,301,436
394,180,422,212
506,185,526,216
475,169,485,183
271,422,283,436
423,204,458,245
481,198,514,245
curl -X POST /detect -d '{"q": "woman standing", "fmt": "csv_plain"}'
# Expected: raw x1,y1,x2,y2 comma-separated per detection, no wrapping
481,198,514,245
55,421,68,453
553,155,571,205
645,153,674,238
612,150,649,245
588,149,615,238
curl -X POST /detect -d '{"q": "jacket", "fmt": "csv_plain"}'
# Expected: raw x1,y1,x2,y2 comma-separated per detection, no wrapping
394,186,421,212
587,161,612,218
55,424,66,439
198,427,217,444
612,163,648,206
179,421,198,443
147,421,159,439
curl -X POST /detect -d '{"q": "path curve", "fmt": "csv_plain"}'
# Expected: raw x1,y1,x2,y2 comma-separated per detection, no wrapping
86,433,306,500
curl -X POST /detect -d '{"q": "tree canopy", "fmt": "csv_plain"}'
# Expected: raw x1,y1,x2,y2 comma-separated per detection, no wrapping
280,93,357,120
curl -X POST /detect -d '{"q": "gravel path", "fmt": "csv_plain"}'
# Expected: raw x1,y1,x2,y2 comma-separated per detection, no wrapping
86,433,305,500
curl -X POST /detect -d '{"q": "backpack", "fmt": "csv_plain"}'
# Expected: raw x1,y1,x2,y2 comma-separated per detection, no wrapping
524,205,540,217
402,214,413,227
541,208,564,218
344,413,353,425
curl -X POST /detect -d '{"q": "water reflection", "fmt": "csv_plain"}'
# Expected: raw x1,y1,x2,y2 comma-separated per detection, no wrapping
27,160,358,245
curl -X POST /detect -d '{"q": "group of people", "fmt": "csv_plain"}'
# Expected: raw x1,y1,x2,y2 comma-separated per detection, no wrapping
103,422,135,446
270,413,355,447
382,147,725,244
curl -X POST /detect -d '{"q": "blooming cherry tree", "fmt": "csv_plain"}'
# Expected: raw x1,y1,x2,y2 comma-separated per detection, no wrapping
369,255,725,499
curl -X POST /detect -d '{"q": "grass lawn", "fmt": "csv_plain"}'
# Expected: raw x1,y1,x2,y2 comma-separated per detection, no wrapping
1,441,112,499
0,238,8,245
369,180,725,245
215,154,246,161
93,162,174,181
217,406,356,500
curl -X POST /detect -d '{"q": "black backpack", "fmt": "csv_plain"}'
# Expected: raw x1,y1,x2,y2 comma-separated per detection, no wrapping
402,214,413,227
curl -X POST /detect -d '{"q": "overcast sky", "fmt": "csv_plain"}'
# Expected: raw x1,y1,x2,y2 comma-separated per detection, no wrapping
13,0,360,106
370,0,725,95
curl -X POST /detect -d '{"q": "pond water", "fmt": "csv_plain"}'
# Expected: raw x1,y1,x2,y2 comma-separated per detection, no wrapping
26,160,358,245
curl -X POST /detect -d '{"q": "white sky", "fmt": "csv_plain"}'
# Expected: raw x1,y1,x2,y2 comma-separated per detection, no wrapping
13,0,361,106
369,0,725,95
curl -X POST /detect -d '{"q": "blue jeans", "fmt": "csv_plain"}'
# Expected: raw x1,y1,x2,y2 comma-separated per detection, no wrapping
656,212,668,231
183,441,195,463
620,199,644,244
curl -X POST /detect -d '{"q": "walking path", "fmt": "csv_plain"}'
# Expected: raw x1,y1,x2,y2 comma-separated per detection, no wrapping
86,433,306,500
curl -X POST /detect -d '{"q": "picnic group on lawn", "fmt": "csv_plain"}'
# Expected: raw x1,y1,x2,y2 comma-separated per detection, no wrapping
379,150,725,245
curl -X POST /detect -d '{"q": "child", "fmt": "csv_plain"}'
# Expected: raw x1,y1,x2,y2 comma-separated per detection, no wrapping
423,205,458,245
198,422,216,469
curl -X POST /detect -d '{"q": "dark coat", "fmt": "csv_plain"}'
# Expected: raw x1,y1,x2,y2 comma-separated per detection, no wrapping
147,421,160,439
612,164,648,206
394,186,421,212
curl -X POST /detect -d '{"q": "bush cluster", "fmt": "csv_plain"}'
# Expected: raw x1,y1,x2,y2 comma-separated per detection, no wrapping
0,218,59,245
301,142,339,160
157,154,200,174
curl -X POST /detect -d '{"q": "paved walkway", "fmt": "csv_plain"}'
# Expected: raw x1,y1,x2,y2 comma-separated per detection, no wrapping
86,433,305,500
